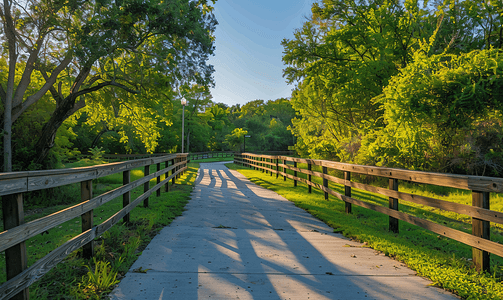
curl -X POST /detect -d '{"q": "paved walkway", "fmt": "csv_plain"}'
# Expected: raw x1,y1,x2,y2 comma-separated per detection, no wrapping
109,162,458,300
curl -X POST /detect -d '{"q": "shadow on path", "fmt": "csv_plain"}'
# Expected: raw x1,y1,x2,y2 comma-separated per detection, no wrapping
109,161,458,300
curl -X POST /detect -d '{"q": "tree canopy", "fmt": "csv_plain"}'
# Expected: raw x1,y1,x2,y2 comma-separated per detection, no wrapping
1,0,217,170
283,0,503,176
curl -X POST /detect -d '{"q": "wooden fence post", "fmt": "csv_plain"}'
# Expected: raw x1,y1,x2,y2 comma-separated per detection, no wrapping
2,193,29,300
389,178,399,233
323,166,328,200
293,161,297,187
156,163,161,197
144,165,150,207
344,171,352,214
183,156,187,175
308,163,312,194
171,158,176,185
262,157,265,173
81,180,93,258
276,157,279,178
165,160,170,192
270,158,273,176
472,190,490,272
123,170,131,223
283,159,287,181
177,157,181,178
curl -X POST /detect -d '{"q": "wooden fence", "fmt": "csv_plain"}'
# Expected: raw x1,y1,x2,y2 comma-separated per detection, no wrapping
0,153,188,300
102,153,168,161
188,151,235,161
234,153,503,272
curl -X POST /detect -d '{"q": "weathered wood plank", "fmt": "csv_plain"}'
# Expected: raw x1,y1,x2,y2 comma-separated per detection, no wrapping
389,178,399,233
346,181,503,224
251,159,503,223
0,178,28,196
344,171,351,214
279,164,346,185
0,163,186,299
95,175,174,237
0,171,29,181
144,165,150,208
342,194,503,257
308,163,312,194
0,229,96,300
0,169,168,253
123,170,131,224
81,180,93,258
156,163,161,197
276,156,503,193
277,170,503,257
2,193,28,300
472,191,490,272
28,170,97,191
95,161,130,178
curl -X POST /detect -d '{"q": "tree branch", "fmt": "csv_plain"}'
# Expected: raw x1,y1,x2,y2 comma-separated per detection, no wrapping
12,55,72,122
74,80,140,98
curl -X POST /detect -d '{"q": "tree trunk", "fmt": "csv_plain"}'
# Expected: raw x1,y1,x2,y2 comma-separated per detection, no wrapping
32,96,82,167
3,0,18,172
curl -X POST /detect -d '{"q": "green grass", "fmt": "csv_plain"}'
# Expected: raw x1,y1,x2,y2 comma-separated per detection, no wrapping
0,161,199,299
227,162,503,300
190,156,234,163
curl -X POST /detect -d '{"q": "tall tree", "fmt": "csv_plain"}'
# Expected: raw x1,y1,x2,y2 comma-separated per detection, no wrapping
282,0,436,160
0,0,217,170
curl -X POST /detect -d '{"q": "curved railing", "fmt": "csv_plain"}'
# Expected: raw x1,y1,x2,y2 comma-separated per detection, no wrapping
0,154,188,300
235,153,503,272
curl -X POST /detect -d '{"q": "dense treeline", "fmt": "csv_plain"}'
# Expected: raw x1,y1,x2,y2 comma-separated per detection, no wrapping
0,0,217,171
0,0,297,171
0,76,295,170
73,96,295,156
4,0,502,176
283,0,503,177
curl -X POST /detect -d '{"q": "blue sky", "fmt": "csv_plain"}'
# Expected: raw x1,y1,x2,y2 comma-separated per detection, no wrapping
207,1,317,106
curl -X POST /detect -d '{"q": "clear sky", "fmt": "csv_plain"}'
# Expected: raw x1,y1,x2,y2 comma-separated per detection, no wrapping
207,0,317,107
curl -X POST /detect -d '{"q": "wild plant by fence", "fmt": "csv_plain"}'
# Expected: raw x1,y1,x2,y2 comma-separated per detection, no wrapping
234,153,503,273
0,154,188,300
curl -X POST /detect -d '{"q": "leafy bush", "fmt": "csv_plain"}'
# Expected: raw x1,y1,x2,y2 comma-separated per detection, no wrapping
76,258,119,298
89,146,105,161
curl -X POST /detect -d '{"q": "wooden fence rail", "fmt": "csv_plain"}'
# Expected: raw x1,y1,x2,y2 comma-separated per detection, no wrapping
188,151,235,161
0,153,188,300
234,153,503,272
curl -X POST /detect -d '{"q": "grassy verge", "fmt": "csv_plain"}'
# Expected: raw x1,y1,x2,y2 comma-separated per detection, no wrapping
190,156,234,163
226,163,503,300
0,161,199,299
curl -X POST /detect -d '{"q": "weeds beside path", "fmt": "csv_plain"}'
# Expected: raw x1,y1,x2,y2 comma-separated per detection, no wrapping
226,163,503,300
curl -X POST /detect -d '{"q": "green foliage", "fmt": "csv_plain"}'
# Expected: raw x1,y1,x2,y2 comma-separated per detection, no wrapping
78,258,119,298
283,0,434,161
358,49,503,175
283,0,503,175
225,128,248,151
228,98,295,152
1,0,217,169
89,147,105,161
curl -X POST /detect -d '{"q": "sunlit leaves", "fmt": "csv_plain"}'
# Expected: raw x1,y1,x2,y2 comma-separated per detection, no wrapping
283,0,433,161
358,49,503,172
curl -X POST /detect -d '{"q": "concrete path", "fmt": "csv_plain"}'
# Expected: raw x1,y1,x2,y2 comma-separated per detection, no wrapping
109,162,458,300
